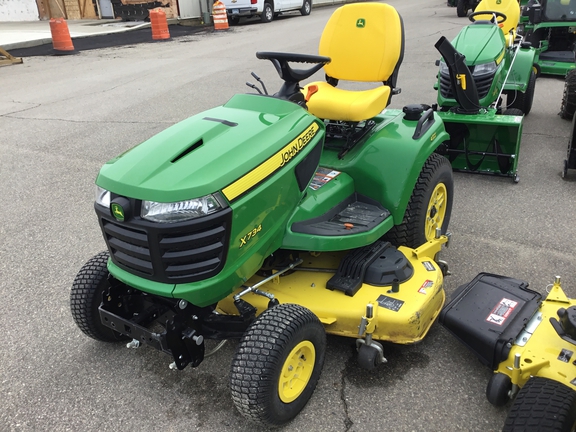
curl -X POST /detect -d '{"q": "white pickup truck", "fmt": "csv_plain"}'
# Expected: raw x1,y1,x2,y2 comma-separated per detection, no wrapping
222,0,312,23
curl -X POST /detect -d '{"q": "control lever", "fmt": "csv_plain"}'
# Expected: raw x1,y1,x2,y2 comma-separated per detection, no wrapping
251,72,268,95
246,82,263,94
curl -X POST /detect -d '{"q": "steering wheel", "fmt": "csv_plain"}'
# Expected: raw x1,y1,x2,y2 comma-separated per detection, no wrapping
468,10,507,24
256,52,331,83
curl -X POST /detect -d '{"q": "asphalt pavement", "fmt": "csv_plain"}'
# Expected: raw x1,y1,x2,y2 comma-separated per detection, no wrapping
1,1,575,431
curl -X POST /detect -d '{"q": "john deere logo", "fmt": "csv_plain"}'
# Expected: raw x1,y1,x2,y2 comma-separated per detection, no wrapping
356,18,365,28
111,203,125,222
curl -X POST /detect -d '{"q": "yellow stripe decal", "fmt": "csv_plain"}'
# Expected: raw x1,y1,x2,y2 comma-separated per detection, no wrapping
222,122,320,201
495,49,505,66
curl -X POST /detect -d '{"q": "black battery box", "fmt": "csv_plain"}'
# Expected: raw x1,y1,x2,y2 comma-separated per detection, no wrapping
439,273,542,370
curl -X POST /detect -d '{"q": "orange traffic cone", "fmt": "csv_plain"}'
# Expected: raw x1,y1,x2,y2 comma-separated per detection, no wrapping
150,9,171,40
212,1,229,30
50,18,76,55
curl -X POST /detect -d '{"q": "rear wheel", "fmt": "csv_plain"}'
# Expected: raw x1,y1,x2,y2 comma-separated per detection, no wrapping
560,69,576,120
385,153,454,248
230,304,326,427
503,377,576,431
229,16,240,25
457,0,468,17
300,0,311,16
507,71,536,115
260,2,273,22
70,251,127,342
533,62,541,78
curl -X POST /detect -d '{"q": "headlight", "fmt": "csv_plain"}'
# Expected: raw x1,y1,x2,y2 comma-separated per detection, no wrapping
472,62,497,77
95,186,111,208
439,60,449,75
141,194,223,223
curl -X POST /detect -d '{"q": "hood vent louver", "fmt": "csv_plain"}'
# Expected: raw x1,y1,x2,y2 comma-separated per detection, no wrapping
171,139,204,163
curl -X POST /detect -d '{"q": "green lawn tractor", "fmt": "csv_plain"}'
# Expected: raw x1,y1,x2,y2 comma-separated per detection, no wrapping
447,0,481,18
440,273,576,431
434,0,536,181
448,0,529,19
521,0,576,76
70,3,454,427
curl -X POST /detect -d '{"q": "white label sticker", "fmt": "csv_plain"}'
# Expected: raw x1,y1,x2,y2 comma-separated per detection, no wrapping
486,298,518,326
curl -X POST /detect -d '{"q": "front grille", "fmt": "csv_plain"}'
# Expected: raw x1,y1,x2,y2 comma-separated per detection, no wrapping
439,69,495,100
97,204,232,284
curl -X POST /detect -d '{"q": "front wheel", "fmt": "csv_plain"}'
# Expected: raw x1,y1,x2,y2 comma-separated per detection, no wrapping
230,303,326,427
300,0,311,16
507,71,536,115
70,251,127,342
503,377,576,431
385,152,454,248
260,2,273,22
457,0,468,17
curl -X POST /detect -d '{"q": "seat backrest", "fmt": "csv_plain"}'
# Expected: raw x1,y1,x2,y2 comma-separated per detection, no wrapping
474,0,521,36
319,3,404,86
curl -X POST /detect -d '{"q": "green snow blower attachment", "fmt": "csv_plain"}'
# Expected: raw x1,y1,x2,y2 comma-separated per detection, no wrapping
434,0,535,181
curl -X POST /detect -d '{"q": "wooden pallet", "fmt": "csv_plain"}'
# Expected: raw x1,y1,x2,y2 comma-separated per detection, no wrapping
0,47,23,66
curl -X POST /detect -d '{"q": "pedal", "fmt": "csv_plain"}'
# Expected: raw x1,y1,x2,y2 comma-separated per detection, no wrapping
327,240,390,296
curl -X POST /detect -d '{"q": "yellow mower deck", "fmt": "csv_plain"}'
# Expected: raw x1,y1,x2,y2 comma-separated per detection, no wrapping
217,236,448,344
496,282,576,391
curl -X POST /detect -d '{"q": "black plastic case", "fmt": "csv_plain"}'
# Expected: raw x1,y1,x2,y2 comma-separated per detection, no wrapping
439,273,542,369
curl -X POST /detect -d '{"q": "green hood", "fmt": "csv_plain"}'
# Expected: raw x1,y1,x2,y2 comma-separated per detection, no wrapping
96,94,314,203
451,24,505,65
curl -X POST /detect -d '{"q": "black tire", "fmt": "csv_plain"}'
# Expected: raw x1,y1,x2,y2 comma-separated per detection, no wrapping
230,304,326,427
70,251,127,342
357,344,379,371
503,377,576,431
560,69,576,120
229,16,240,25
385,153,454,248
486,373,511,407
300,0,311,16
260,2,273,23
503,108,524,116
457,0,468,17
507,71,536,115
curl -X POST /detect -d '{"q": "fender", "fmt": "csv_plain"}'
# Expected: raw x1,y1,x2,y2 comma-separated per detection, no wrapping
504,44,537,93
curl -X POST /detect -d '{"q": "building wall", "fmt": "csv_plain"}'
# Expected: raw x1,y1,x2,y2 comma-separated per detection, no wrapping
0,0,39,21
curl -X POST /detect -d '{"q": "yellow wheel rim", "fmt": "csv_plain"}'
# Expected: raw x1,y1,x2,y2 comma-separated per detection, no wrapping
425,183,448,241
278,341,315,403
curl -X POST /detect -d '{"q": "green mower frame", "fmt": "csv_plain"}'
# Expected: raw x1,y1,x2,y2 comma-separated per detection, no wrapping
521,0,576,76
71,3,458,426
68,1,538,427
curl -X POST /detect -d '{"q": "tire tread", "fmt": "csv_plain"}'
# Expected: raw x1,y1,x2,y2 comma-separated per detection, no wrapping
503,377,576,432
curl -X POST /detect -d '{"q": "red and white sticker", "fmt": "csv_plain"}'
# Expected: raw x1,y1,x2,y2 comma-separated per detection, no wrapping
486,298,518,326
418,280,434,294
309,168,341,190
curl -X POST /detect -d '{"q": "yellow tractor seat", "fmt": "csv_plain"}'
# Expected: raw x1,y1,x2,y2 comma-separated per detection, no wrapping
302,3,404,122
474,0,520,46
